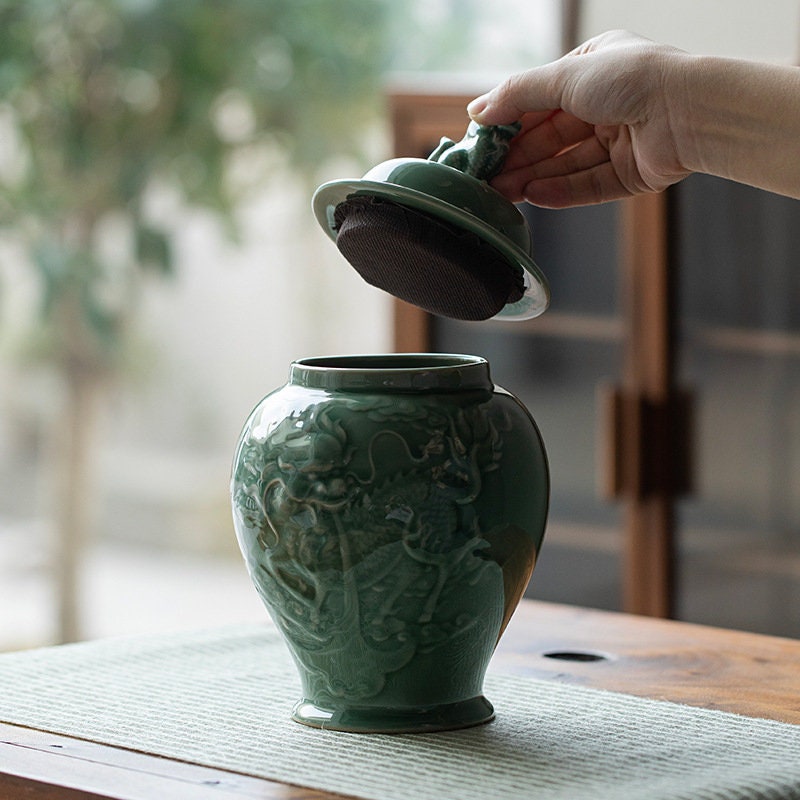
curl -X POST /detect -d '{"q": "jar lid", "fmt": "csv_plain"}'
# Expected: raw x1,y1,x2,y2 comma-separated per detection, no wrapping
312,122,550,322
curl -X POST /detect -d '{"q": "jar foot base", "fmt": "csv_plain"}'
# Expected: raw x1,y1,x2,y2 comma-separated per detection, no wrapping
291,695,495,733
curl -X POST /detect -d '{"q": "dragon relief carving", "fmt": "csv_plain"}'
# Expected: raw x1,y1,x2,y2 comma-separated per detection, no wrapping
232,394,507,702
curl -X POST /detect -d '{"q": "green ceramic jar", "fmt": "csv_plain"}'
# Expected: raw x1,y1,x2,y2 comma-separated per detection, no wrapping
230,354,549,733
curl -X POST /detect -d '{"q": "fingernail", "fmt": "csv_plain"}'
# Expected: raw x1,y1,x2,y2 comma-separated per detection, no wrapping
467,95,488,118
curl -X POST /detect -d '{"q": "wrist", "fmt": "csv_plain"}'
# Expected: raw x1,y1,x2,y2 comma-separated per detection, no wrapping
670,53,800,196
663,52,710,179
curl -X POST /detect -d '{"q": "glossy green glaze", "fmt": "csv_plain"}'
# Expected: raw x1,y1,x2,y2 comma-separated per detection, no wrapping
356,159,530,251
428,120,522,182
311,123,550,322
231,354,549,733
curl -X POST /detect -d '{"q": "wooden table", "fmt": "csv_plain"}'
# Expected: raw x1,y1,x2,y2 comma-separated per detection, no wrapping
2,600,799,800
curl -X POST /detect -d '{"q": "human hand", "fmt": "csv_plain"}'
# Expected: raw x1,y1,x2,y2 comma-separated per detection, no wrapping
467,31,692,207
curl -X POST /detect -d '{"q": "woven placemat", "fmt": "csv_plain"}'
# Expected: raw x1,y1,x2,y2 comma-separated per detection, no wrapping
0,624,798,800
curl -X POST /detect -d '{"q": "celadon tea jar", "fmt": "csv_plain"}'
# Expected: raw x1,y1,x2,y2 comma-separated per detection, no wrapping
230,353,549,733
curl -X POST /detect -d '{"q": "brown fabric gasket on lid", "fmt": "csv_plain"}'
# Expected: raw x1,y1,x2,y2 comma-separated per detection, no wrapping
334,196,524,321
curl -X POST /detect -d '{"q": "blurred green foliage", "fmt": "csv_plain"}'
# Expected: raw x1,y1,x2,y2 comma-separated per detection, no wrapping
0,0,483,377
0,0,484,644
0,0,406,368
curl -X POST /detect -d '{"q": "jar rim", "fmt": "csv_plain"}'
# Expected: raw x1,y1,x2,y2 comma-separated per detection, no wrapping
289,353,492,392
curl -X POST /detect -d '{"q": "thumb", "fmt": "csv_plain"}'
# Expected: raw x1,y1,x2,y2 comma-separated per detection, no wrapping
467,63,565,124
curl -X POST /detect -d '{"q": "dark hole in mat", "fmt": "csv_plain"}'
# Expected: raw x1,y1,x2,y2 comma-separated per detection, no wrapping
542,650,610,663
333,196,525,321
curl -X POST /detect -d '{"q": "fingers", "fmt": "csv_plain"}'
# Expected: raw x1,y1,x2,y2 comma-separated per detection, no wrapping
492,135,632,207
510,135,611,182
468,62,566,125
504,110,595,170
499,162,632,208
490,110,602,199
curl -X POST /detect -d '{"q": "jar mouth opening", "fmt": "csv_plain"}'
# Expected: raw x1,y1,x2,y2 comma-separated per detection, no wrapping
290,353,492,392
295,353,486,372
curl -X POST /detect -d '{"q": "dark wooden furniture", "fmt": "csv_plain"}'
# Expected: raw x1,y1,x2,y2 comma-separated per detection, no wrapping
2,599,800,799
